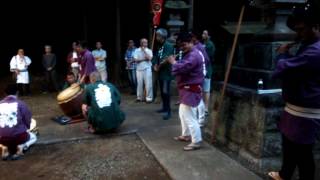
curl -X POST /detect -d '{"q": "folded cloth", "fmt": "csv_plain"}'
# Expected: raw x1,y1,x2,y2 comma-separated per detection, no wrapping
51,115,71,125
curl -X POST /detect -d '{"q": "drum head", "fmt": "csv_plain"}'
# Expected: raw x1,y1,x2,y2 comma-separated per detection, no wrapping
57,83,81,103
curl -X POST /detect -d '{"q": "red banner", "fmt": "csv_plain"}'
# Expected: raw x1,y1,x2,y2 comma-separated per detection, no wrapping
151,0,163,26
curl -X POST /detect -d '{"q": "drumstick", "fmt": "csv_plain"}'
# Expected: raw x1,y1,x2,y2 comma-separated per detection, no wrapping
68,118,86,124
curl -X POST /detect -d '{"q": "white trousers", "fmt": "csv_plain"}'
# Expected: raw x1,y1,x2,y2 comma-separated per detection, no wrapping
98,69,108,82
197,99,206,125
179,103,202,143
19,132,37,151
71,67,80,81
136,68,153,101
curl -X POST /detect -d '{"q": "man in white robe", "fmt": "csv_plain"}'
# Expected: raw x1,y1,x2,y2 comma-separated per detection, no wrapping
10,49,32,96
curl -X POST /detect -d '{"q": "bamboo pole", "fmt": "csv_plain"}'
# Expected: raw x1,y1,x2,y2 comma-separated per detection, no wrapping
211,5,246,144
151,26,157,51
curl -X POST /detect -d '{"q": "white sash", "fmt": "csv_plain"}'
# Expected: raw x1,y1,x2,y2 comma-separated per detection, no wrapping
285,103,320,119
197,50,206,76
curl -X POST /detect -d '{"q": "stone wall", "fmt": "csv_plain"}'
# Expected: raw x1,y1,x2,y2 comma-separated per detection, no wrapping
204,82,320,177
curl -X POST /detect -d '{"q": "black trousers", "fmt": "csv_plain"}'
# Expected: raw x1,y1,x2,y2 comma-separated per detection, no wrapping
159,80,171,113
45,70,59,92
17,83,30,96
279,134,315,180
152,71,159,101
127,69,137,93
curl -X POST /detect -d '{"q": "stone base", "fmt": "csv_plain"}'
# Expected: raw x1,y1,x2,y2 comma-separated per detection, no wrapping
204,82,320,178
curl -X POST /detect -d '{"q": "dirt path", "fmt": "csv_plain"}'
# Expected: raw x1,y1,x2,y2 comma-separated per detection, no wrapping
0,135,170,180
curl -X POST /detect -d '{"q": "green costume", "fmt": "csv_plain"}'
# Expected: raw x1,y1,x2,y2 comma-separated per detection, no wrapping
83,81,125,133
204,39,215,79
152,41,175,80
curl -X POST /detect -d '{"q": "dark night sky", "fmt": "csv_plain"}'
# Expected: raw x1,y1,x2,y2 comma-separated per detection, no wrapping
0,0,255,78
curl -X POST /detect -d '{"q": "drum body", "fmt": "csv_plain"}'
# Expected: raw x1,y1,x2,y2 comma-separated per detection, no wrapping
57,84,84,118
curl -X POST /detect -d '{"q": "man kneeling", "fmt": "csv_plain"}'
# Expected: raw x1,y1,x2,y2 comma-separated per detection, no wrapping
82,72,125,133
0,85,37,160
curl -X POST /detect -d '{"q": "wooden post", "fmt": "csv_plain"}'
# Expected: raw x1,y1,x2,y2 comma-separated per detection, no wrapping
188,0,194,30
83,14,88,41
113,0,122,85
211,5,246,144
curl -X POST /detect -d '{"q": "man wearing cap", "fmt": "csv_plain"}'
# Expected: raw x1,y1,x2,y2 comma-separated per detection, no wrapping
153,28,175,120
269,2,320,180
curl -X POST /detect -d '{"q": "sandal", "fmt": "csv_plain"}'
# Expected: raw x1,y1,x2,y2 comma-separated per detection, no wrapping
183,143,201,151
11,154,23,161
83,126,95,134
174,136,191,142
2,155,10,161
268,172,283,180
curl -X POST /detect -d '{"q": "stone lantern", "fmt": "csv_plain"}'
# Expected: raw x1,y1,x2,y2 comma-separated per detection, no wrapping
164,0,190,40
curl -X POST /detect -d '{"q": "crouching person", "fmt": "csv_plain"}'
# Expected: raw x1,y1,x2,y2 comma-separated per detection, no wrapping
82,72,125,133
0,85,37,160
62,72,78,90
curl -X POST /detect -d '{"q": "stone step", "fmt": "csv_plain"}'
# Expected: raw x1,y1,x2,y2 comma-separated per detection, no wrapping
138,125,263,180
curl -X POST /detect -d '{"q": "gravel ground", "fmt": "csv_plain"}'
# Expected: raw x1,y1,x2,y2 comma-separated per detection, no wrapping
0,135,171,180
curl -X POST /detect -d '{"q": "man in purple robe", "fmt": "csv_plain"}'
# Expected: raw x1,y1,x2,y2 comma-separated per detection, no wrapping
0,85,37,160
268,4,320,180
76,41,97,84
168,32,205,151
191,32,211,127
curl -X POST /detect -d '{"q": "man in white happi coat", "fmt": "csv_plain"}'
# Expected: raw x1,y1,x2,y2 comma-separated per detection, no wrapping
10,49,32,96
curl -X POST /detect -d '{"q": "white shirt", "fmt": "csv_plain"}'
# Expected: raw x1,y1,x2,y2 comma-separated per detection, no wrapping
92,49,107,71
133,47,153,71
10,55,32,84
